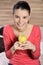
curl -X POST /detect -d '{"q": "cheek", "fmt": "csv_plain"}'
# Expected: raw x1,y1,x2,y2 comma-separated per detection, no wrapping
26,18,29,23
24,19,29,23
14,18,19,23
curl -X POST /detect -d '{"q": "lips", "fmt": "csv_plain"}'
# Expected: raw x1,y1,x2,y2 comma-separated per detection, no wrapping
17,23,25,27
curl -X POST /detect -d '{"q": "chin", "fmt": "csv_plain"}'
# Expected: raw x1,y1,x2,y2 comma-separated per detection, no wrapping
18,28,23,31
16,24,26,31
17,27,24,31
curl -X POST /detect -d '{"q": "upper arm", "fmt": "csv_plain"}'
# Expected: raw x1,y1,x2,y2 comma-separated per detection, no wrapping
3,26,13,59
31,25,41,59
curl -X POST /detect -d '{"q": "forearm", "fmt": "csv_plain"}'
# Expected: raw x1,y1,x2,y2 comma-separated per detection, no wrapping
30,44,36,52
11,45,16,54
24,41,36,52
5,45,16,59
31,45,40,59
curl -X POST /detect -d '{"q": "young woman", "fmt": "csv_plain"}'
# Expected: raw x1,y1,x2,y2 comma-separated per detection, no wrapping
3,1,41,65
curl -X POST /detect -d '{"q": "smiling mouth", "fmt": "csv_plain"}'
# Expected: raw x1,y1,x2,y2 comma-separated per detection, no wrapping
17,23,25,27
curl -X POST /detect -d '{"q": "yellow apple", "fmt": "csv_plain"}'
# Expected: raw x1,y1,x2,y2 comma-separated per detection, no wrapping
18,34,27,43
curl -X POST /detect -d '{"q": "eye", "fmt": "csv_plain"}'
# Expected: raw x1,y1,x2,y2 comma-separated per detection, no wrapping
15,15,19,18
23,16,27,19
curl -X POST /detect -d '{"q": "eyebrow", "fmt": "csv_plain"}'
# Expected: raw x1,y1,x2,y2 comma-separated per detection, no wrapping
15,15,19,17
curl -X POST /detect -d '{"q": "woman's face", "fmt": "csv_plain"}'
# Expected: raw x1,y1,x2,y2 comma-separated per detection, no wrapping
13,8,30,31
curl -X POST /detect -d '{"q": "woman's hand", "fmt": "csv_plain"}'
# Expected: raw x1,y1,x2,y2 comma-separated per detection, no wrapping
20,41,36,52
12,41,36,53
13,41,24,50
11,41,25,54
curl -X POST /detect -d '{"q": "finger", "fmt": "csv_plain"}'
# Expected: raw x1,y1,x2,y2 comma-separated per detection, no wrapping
17,47,24,50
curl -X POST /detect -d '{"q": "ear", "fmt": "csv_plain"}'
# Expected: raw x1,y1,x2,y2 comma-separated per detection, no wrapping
28,8,32,22
28,14,31,23
29,14,31,20
28,12,31,23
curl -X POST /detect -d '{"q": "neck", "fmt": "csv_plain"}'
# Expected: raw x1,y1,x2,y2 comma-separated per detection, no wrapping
18,24,28,32
12,24,29,33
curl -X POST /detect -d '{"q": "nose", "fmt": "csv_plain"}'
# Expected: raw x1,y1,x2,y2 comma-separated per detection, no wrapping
19,18,23,23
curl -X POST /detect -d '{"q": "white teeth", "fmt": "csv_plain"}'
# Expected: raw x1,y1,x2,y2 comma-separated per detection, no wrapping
19,24,23,26
18,23,24,26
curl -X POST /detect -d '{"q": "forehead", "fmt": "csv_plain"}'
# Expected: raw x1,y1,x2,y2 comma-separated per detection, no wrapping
14,8,29,16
